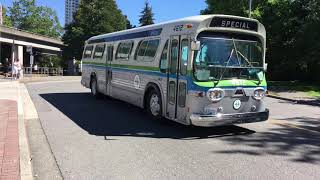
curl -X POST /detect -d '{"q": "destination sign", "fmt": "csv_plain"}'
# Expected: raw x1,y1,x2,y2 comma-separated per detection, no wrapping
210,17,258,32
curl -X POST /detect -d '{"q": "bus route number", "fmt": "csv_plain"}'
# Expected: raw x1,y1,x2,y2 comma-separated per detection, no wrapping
173,25,183,32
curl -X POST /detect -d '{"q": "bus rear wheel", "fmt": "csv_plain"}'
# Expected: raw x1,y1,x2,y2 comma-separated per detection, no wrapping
146,89,162,120
90,77,102,98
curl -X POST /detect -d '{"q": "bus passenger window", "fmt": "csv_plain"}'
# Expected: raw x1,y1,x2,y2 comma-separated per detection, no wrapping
116,42,133,60
83,45,94,59
170,39,178,74
180,39,189,75
93,44,106,59
136,39,160,61
136,41,148,61
145,39,160,59
160,40,168,73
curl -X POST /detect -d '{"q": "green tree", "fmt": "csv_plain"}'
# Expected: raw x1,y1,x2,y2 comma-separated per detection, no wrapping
8,0,62,38
125,15,136,29
201,0,320,81
139,0,155,26
62,0,126,61
1,5,13,26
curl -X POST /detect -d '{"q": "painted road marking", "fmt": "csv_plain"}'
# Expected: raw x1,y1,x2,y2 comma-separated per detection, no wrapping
268,119,320,134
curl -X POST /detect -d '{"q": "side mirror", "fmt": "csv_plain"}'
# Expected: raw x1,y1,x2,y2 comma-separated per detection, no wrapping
191,41,201,51
264,63,268,72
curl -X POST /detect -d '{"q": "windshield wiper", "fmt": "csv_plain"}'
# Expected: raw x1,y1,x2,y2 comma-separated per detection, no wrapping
214,46,235,87
236,50,253,67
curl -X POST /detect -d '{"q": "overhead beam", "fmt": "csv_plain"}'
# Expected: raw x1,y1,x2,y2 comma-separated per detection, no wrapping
0,25,63,45
0,37,61,52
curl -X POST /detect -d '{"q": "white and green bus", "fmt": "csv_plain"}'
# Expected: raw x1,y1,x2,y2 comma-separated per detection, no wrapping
81,15,269,127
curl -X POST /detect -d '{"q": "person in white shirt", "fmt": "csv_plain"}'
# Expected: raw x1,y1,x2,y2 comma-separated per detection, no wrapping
13,60,19,79
13,59,22,79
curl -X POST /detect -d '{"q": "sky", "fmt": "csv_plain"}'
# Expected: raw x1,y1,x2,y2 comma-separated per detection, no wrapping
0,0,207,27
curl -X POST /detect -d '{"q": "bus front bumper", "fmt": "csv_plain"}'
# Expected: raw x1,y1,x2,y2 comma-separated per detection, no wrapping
190,109,269,127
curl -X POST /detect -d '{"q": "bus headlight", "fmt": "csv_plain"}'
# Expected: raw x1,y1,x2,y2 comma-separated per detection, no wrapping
253,88,266,100
207,88,225,102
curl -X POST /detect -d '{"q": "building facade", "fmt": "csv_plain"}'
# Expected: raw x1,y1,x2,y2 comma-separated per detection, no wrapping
65,0,81,25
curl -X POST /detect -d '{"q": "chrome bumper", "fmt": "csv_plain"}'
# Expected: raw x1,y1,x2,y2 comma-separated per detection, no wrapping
190,109,269,127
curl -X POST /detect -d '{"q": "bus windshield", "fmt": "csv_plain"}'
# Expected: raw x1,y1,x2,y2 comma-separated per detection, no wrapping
193,37,264,82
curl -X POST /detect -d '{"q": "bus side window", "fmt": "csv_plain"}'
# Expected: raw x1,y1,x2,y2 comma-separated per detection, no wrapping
170,39,179,74
136,41,148,61
116,42,133,60
180,39,189,75
159,40,168,73
107,45,113,61
136,39,160,61
93,44,106,59
83,45,94,59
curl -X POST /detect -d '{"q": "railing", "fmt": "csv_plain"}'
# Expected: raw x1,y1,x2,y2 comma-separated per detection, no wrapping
23,67,63,76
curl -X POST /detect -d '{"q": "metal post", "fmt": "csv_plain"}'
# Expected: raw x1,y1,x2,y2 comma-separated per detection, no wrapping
11,40,15,80
249,0,252,18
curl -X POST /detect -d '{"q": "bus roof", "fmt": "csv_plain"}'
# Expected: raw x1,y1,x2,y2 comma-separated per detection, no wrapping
88,15,264,43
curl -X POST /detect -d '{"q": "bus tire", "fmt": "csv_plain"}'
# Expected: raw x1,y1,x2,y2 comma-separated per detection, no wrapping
90,77,102,99
146,88,163,120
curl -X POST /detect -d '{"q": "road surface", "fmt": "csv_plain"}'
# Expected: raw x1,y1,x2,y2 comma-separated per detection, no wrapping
26,79,320,180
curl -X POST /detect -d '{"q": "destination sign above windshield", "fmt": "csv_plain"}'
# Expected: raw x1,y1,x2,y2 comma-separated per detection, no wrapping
210,17,258,32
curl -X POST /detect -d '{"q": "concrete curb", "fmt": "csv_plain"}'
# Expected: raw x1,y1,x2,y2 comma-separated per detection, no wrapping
267,94,320,106
18,83,35,180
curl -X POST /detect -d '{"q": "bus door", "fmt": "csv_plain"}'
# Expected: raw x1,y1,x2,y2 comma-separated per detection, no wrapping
106,43,114,96
166,35,189,122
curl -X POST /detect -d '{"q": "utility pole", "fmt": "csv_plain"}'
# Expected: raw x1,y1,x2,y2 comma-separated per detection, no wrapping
249,0,252,18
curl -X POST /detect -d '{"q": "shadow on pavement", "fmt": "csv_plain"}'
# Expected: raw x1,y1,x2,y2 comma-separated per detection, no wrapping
213,121,320,164
278,117,320,133
39,93,254,140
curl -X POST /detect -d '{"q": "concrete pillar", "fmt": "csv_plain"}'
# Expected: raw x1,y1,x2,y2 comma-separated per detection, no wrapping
11,45,17,63
18,45,23,66
11,45,23,64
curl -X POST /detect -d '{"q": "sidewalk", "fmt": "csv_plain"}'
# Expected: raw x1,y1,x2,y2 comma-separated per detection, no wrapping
0,100,20,180
268,91,320,106
0,81,34,180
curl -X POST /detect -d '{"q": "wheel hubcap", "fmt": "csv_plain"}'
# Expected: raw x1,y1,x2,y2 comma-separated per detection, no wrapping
150,94,160,116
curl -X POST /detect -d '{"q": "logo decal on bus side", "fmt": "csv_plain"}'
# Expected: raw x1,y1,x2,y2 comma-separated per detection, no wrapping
134,75,141,89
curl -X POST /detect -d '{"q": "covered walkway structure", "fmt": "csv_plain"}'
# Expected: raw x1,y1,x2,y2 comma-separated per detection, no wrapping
0,25,64,74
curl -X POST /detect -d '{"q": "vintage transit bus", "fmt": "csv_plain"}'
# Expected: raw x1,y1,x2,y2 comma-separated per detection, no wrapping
81,15,269,127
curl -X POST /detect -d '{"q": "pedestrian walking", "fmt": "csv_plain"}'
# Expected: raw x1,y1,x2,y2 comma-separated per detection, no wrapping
12,59,22,79
34,64,38,74
12,60,18,79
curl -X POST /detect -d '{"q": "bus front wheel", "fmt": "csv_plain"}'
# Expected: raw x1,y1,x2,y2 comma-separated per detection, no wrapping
146,89,162,120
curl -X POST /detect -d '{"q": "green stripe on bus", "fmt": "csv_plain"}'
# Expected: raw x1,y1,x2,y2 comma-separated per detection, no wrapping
82,62,160,71
194,79,267,87
111,64,160,71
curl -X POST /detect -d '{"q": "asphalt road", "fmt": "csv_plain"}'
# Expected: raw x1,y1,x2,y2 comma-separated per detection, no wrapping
26,80,320,180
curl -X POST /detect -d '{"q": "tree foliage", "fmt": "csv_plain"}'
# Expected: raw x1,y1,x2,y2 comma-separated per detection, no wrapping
1,5,13,26
62,0,126,61
125,15,136,29
139,1,155,26
202,0,320,81
8,0,62,38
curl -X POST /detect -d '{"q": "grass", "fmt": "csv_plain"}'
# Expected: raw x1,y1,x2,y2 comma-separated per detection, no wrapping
308,91,320,98
268,81,320,98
